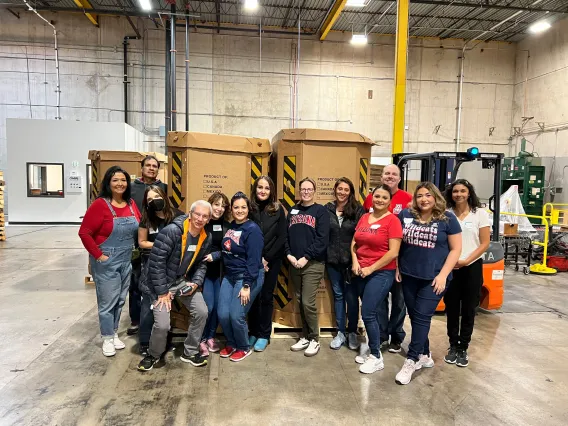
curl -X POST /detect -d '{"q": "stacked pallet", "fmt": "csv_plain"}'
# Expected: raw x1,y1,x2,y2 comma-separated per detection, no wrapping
0,170,5,241
369,165,384,191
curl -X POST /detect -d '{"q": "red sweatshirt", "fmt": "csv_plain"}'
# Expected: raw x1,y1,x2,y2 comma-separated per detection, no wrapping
79,198,141,259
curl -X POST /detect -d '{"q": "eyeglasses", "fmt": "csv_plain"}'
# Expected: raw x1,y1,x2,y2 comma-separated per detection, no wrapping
300,188,314,193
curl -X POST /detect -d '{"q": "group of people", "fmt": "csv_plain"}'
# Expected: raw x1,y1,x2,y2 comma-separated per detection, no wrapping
79,156,490,385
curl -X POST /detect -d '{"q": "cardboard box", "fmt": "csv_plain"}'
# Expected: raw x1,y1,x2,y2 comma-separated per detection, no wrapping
166,132,271,212
503,223,519,235
271,129,374,207
88,150,169,205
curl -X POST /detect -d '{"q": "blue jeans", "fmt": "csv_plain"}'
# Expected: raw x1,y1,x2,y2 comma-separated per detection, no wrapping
327,264,359,334
139,292,154,346
201,276,221,341
355,270,395,357
217,270,264,351
378,279,407,344
401,274,446,362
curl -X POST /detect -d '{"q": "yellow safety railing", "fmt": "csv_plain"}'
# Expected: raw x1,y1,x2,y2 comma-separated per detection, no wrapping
542,203,568,226
500,211,557,275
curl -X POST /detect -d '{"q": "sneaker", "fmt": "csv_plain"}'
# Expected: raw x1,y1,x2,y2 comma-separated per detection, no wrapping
304,340,320,357
230,350,252,362
139,344,149,356
348,332,360,350
249,335,258,347
359,354,385,374
444,346,458,364
290,338,310,352
254,338,269,352
355,343,370,364
388,342,402,353
416,353,434,370
380,341,389,351
102,338,116,357
199,341,210,357
395,359,417,385
113,333,126,350
138,354,159,371
206,338,220,353
456,350,469,367
127,323,139,335
180,352,208,367
219,346,235,358
330,331,346,350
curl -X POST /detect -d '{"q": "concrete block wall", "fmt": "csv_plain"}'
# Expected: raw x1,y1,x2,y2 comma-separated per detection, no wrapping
0,12,519,201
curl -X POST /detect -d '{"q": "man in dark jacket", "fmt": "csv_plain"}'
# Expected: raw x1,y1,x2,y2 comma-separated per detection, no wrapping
127,155,168,336
138,200,212,371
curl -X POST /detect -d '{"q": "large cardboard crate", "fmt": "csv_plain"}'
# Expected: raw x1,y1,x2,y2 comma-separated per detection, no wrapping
166,132,271,212
88,150,168,205
270,128,374,329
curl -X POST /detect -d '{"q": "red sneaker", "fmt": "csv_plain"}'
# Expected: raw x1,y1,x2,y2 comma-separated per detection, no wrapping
219,346,235,358
229,350,252,362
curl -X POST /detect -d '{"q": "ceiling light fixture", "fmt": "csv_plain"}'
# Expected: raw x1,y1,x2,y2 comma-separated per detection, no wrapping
351,33,368,45
138,0,152,11
244,0,258,11
346,0,367,7
528,20,551,33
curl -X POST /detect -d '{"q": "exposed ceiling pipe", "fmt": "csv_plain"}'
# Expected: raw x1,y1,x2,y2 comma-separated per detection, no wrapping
170,3,177,132
22,0,61,119
185,14,190,131
123,35,141,125
455,0,543,151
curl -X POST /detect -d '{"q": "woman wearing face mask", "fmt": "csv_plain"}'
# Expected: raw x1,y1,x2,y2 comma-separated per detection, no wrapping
287,178,330,357
249,176,286,352
443,180,490,368
326,177,364,351
137,185,184,355
395,182,462,385
79,166,141,357
199,192,231,357
217,192,265,362
351,184,402,374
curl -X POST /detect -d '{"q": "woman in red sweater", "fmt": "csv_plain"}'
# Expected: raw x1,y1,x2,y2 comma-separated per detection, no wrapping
79,166,141,357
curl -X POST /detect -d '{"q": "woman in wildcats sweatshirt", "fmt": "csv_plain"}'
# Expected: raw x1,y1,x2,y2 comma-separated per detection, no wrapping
287,177,330,357
217,192,265,363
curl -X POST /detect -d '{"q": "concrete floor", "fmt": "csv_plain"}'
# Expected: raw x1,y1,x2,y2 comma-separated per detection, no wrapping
1,226,567,426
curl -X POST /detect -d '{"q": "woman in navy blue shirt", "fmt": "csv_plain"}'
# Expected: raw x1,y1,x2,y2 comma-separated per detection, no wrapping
395,182,462,385
217,192,264,363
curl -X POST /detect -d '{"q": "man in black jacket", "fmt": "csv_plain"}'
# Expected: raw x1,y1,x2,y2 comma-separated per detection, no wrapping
138,200,212,371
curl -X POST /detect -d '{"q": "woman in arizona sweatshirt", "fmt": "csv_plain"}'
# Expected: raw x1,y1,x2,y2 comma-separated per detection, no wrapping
286,177,330,357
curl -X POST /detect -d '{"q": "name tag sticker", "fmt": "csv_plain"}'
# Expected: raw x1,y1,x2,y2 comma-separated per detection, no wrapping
371,224,380,230
233,231,242,237
404,218,413,224
149,228,159,234
492,270,504,280
213,225,222,231
187,245,197,252
464,222,474,229
290,209,299,214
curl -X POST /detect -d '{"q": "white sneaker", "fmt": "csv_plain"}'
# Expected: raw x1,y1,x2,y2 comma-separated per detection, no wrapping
348,332,360,350
304,340,320,357
355,343,370,364
330,331,346,350
102,338,116,357
359,354,384,374
416,353,434,370
290,338,310,352
113,333,126,350
395,359,417,385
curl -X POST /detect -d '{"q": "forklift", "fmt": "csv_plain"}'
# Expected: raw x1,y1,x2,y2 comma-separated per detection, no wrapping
394,148,505,311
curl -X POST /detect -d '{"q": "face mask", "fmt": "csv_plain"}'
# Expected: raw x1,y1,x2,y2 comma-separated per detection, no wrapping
148,198,165,212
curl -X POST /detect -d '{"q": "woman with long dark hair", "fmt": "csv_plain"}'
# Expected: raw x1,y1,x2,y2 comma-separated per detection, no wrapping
249,176,287,352
200,192,231,357
217,192,265,362
443,179,490,367
395,182,462,385
326,177,364,350
79,166,141,357
137,185,183,356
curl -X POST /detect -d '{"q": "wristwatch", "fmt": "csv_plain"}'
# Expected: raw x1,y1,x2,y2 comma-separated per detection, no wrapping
242,283,250,290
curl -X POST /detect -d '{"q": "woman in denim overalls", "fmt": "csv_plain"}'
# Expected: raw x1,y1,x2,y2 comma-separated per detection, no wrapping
79,166,141,357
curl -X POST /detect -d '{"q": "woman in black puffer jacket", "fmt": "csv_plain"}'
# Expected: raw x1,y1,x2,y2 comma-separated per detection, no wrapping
326,177,364,351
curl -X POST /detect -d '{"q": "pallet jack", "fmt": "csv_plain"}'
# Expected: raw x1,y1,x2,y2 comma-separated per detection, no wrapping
394,149,505,311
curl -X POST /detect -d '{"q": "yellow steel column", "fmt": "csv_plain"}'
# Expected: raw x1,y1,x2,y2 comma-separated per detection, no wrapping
391,0,410,155
319,0,347,41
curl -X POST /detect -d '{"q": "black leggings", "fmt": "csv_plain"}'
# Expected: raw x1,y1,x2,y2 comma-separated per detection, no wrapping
248,258,282,339
444,258,483,350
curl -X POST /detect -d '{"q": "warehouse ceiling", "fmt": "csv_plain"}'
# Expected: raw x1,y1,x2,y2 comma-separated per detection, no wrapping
3,0,568,42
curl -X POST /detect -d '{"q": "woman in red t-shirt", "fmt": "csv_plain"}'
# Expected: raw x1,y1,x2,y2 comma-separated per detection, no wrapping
351,184,403,374
79,166,141,357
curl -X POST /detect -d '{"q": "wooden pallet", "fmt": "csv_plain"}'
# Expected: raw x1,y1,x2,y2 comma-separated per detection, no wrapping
271,323,337,339
84,275,95,285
